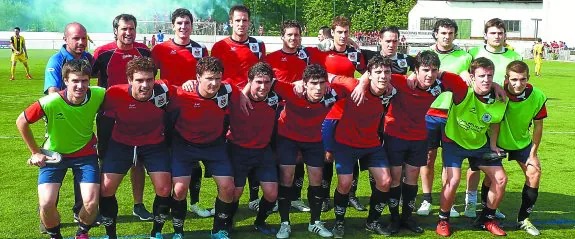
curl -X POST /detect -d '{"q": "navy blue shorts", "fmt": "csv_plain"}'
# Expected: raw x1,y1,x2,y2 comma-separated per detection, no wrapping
505,144,532,164
384,135,428,167
426,115,447,149
321,119,338,152
276,135,324,167
442,141,503,170
333,142,389,175
38,154,100,185
171,134,232,177
229,143,278,187
101,140,171,174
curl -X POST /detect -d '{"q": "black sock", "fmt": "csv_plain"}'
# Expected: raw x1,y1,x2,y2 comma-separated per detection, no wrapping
481,182,490,208
333,189,349,222
151,195,170,236
248,169,260,201
76,221,91,236
100,195,118,237
482,207,496,222
294,164,305,200
255,197,276,225
46,224,62,239
278,185,292,223
350,163,360,196
308,185,323,223
401,182,418,220
423,193,432,204
213,197,233,232
389,186,401,221
171,198,187,234
369,173,377,193
189,166,202,204
518,184,538,222
322,162,333,199
439,210,450,221
367,187,389,223
228,200,239,228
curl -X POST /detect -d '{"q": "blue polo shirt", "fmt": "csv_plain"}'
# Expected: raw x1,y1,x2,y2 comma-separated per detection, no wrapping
43,45,94,94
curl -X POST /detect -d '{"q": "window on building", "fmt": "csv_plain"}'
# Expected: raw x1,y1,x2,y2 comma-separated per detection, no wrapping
503,20,521,32
420,18,472,39
420,18,436,31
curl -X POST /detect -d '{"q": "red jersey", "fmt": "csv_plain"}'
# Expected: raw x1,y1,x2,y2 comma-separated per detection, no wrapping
266,47,324,83
322,46,366,120
211,37,265,88
151,39,208,86
92,42,151,88
101,81,174,146
332,76,390,148
275,81,336,142
24,91,97,157
385,73,468,140
170,83,236,144
227,89,279,148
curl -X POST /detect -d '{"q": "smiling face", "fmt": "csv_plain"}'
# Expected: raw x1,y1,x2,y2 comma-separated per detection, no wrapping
115,19,136,47
249,75,273,101
304,78,327,102
282,27,301,51
415,65,440,89
172,16,192,41
471,67,494,95
197,71,222,98
368,65,392,92
64,72,90,103
506,70,529,95
129,71,155,101
64,25,87,56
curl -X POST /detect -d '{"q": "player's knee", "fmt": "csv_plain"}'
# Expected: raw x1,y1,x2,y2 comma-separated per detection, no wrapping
39,198,57,211
375,176,391,191
172,186,188,200
493,172,508,189
218,181,235,198
337,178,353,193
155,184,171,197
83,199,99,214
264,190,278,202
526,166,541,182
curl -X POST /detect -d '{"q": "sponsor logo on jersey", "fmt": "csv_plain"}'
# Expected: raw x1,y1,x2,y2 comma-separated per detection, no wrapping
482,113,492,123
128,103,136,109
122,54,134,60
170,50,177,54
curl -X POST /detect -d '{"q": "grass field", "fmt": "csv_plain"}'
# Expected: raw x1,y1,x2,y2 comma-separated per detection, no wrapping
0,49,574,239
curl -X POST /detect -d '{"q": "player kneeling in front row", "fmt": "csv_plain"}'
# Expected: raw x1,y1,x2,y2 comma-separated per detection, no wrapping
479,61,546,236
436,57,509,237
97,57,174,239
16,59,102,239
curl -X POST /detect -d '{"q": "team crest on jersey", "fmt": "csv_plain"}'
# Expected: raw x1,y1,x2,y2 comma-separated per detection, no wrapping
154,93,168,108
380,87,397,105
267,94,279,107
217,94,229,108
397,59,408,68
192,47,202,58
281,57,288,62
249,43,260,53
427,79,443,97
482,113,492,123
170,50,177,54
298,50,308,60
347,52,358,62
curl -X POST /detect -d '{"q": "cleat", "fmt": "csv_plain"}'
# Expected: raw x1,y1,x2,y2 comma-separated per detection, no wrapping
150,232,163,239
484,220,506,236
291,199,311,212
9,76,14,81
276,221,291,239
436,220,451,237
464,202,477,218
308,221,333,237
401,218,424,233
211,230,230,239
495,209,506,219
39,221,47,234
272,202,279,212
450,206,460,218
387,219,400,235
348,196,366,211
172,233,183,239
255,222,278,235
210,208,216,216
517,218,540,236
417,200,432,216
74,213,80,223
190,203,212,218
133,204,154,221
249,199,260,212
321,198,331,212
93,215,102,226
365,221,390,236
26,74,33,79
75,232,90,239
332,221,345,239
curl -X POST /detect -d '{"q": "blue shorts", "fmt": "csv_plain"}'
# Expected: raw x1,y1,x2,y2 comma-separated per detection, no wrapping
276,135,324,167
101,140,171,174
426,115,447,149
384,135,428,167
505,144,532,164
229,143,278,187
442,141,503,170
333,142,389,175
38,154,100,185
321,119,338,152
171,134,232,177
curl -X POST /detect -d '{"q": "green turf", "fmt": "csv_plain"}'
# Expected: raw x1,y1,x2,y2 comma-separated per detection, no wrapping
0,49,574,238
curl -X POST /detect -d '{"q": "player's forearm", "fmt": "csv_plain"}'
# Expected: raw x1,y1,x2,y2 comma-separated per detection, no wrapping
16,113,41,154
530,119,543,157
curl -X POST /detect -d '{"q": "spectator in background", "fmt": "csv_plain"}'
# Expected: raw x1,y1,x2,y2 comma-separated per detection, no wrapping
151,34,156,46
317,26,333,52
156,30,164,43
258,25,264,36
